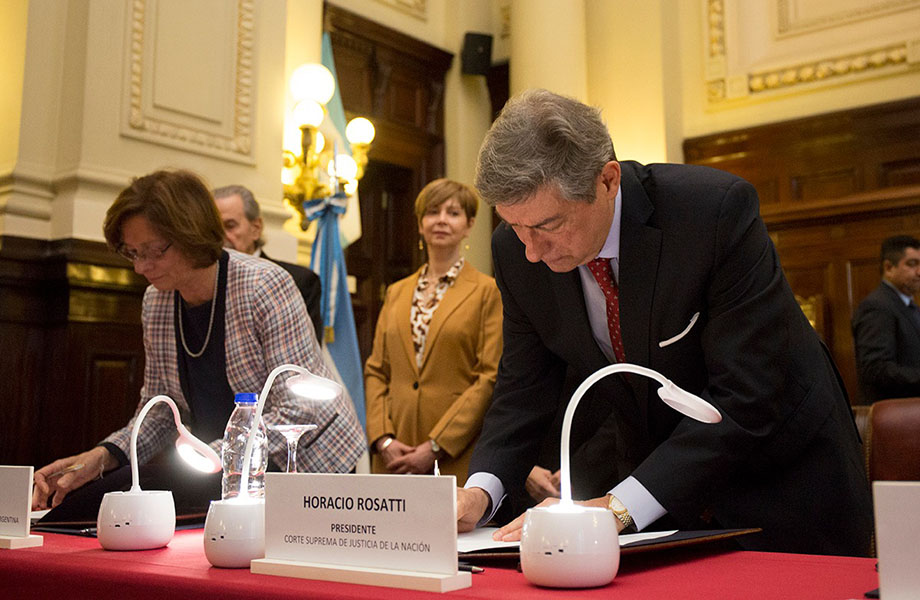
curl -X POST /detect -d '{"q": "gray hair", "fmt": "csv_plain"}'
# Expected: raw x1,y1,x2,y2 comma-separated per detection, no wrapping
212,184,265,249
474,89,616,206
213,184,261,221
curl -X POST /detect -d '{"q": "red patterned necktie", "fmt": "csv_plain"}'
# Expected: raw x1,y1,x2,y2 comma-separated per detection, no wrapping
587,257,626,363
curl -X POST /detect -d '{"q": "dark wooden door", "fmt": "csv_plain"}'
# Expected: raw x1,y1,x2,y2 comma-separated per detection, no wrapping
346,160,421,362
327,3,453,364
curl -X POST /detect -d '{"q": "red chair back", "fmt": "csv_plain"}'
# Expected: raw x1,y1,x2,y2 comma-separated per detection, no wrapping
867,398,920,482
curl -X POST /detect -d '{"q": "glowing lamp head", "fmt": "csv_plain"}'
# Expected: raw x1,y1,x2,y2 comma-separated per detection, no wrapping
289,63,335,105
286,370,343,401
346,117,375,145
175,434,221,474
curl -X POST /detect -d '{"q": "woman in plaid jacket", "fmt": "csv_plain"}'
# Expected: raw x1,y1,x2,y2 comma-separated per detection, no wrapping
33,170,364,511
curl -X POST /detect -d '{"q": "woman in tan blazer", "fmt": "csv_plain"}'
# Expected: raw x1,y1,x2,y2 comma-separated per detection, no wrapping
365,179,502,485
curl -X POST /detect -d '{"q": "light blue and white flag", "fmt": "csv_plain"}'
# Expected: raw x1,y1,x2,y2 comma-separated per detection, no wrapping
307,193,366,427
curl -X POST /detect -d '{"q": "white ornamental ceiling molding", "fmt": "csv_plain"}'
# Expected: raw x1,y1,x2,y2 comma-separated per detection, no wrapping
705,0,920,105
372,0,427,21
121,0,256,164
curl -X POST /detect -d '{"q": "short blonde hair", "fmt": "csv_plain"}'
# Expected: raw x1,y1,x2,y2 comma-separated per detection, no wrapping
413,178,480,224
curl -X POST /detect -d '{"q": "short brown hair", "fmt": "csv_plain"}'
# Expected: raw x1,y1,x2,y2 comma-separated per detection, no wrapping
413,178,479,223
103,170,224,268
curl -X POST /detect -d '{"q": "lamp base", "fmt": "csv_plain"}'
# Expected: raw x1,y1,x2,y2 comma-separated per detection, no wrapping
97,490,176,551
520,505,619,588
203,498,265,568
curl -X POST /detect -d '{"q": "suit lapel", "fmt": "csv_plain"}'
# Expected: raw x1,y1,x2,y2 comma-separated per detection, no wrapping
618,164,661,437
883,283,920,336
394,272,420,377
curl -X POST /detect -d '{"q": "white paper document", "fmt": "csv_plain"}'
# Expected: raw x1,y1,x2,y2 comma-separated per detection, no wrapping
457,527,678,553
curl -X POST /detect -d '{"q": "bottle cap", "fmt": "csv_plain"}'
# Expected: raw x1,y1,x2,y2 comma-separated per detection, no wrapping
234,392,258,404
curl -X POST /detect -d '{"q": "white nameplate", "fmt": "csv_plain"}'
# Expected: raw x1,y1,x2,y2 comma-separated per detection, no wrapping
261,473,459,575
0,465,43,549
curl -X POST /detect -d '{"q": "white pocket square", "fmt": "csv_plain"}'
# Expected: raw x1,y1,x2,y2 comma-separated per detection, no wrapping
658,312,700,348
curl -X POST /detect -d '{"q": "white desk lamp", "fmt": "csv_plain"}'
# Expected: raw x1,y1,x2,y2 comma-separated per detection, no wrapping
203,364,343,568
520,363,722,588
96,395,222,551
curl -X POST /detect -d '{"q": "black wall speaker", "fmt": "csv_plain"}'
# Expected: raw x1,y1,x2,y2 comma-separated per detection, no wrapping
461,32,493,76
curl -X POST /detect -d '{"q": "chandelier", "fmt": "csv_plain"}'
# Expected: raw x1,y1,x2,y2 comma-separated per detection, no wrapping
281,63,375,235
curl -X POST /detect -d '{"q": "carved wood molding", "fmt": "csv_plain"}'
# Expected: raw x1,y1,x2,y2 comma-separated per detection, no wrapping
122,0,256,163
761,185,920,229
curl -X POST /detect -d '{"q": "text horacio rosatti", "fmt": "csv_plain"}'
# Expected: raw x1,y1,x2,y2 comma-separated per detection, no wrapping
283,494,431,553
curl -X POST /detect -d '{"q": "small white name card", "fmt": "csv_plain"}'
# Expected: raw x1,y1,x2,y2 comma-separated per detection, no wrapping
261,473,458,575
0,465,43,549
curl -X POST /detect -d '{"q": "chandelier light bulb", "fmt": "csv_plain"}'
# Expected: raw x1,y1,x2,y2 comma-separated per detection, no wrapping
328,154,358,181
346,117,376,145
289,63,335,105
314,131,326,154
291,100,325,129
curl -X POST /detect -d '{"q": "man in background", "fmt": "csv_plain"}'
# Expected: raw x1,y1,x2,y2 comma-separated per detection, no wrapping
213,185,324,340
852,234,920,403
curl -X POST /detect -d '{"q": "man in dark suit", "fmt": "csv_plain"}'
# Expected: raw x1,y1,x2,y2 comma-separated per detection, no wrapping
213,185,324,340
456,90,872,556
852,235,920,403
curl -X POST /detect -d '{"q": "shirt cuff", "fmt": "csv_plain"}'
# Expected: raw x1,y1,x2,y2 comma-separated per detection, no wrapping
464,472,506,527
610,476,666,531
97,442,129,469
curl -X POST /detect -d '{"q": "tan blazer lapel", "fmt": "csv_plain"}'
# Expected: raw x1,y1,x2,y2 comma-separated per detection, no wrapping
394,270,421,377
419,264,476,371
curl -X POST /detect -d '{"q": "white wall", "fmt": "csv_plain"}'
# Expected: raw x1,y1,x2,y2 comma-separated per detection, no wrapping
0,0,28,177
5,0,917,263
5,0,292,257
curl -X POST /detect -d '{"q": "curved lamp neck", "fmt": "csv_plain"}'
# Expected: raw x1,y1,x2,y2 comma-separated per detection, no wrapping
558,363,717,505
238,364,309,498
129,395,186,493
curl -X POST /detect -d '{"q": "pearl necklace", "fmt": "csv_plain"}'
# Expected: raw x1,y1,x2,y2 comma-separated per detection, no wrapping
178,261,219,358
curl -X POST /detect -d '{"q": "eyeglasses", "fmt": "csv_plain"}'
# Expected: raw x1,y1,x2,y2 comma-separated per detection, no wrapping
117,242,173,263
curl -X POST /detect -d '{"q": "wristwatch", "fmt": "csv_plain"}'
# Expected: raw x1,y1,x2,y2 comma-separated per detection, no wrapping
607,494,634,529
429,439,441,455
378,436,394,451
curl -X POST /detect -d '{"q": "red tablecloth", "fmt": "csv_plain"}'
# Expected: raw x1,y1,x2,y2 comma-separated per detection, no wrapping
1,530,878,599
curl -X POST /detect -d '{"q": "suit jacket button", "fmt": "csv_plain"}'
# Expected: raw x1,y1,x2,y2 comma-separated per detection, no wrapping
412,382,419,390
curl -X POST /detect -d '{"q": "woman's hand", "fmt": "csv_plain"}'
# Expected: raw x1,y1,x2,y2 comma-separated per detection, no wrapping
525,466,561,503
31,446,116,510
376,437,413,470
386,440,437,474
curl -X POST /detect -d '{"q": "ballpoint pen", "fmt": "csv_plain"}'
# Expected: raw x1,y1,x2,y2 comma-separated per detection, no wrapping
458,562,484,573
46,463,85,479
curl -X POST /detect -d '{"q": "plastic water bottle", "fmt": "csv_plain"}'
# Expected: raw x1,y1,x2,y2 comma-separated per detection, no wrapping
221,392,268,499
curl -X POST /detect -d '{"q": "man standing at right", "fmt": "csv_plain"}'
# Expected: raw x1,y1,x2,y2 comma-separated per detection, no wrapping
458,89,871,556
852,235,920,403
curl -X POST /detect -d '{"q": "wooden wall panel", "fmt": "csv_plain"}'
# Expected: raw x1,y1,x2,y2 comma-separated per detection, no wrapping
0,237,147,468
685,97,920,403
